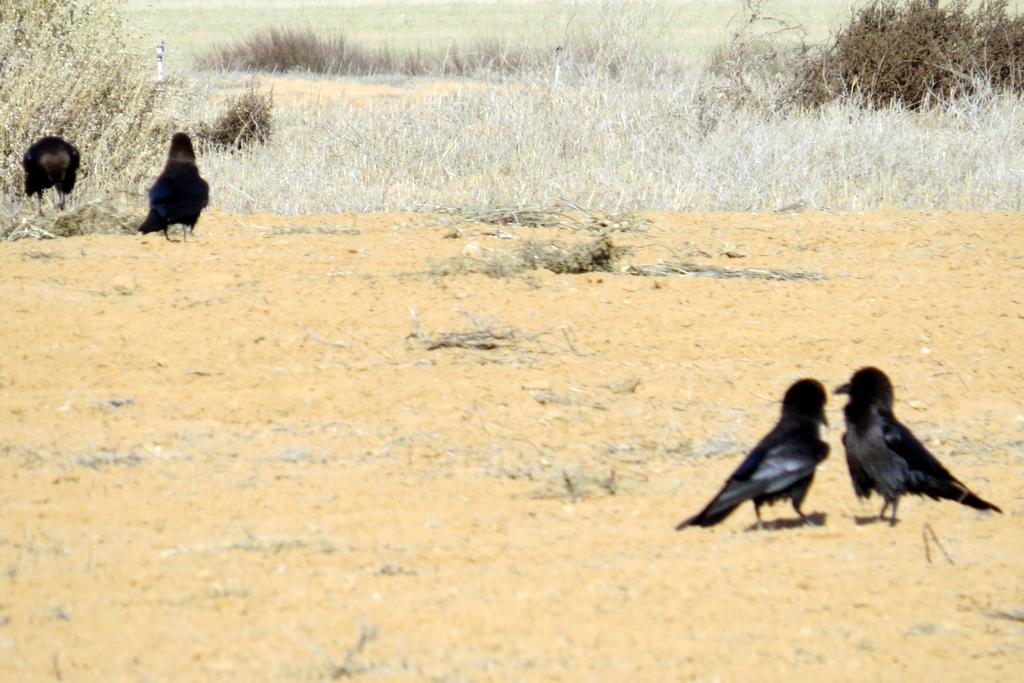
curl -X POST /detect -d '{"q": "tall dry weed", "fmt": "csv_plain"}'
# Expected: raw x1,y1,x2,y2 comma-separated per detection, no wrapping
196,67,1024,215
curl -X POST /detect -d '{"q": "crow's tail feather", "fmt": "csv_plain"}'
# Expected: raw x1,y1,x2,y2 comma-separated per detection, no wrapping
675,479,770,530
918,478,1002,513
138,209,166,234
675,502,737,530
957,490,1002,513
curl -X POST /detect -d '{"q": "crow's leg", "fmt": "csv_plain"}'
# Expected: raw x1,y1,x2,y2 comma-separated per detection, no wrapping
888,498,900,527
753,504,764,531
793,500,816,526
879,500,890,521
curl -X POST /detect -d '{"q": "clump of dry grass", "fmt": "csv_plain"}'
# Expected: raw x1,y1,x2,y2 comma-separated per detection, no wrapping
0,0,192,200
520,234,618,274
434,234,620,278
194,83,273,149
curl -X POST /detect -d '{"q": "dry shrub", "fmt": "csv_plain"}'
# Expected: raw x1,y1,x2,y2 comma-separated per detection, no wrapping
703,39,805,112
699,39,804,135
195,84,273,149
798,0,1024,109
694,1,810,134
975,0,1024,90
0,0,188,200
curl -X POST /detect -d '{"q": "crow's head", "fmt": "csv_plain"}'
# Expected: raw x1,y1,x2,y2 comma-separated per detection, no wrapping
834,366,894,409
782,378,828,425
168,132,197,164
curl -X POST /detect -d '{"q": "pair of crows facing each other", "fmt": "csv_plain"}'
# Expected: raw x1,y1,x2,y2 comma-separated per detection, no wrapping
23,132,209,242
676,367,1002,530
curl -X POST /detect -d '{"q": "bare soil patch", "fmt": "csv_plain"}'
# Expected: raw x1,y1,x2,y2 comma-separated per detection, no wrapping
1,210,1021,681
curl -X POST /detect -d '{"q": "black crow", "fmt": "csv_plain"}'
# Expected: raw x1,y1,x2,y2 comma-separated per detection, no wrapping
23,136,80,210
835,367,1002,525
138,132,209,241
676,379,830,530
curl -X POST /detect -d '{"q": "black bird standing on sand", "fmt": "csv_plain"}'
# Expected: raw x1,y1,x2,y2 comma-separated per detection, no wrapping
835,367,1002,526
676,379,830,530
138,132,209,241
23,136,80,210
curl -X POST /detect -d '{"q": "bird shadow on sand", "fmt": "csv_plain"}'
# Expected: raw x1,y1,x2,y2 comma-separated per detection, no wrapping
744,512,826,532
854,515,893,526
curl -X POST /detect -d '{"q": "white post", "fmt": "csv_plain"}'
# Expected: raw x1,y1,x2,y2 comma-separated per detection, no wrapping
156,41,165,82
553,46,563,91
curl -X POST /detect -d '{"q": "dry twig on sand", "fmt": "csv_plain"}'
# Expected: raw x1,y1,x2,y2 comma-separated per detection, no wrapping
329,624,378,679
626,260,826,281
430,204,649,233
434,206,568,227
284,623,378,679
408,309,527,350
303,328,349,349
922,522,955,565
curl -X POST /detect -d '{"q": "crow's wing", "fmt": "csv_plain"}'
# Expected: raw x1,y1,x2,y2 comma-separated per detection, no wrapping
148,176,176,221
728,440,769,482
676,433,824,529
879,412,952,479
881,412,1001,511
736,421,827,478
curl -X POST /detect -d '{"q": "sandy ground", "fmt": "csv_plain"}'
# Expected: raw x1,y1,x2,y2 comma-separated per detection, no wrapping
1,210,1022,681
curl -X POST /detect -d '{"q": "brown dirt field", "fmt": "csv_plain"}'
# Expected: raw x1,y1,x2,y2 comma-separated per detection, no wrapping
1,210,1022,681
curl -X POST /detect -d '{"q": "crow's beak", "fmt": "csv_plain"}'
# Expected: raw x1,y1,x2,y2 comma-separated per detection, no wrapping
834,383,850,396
